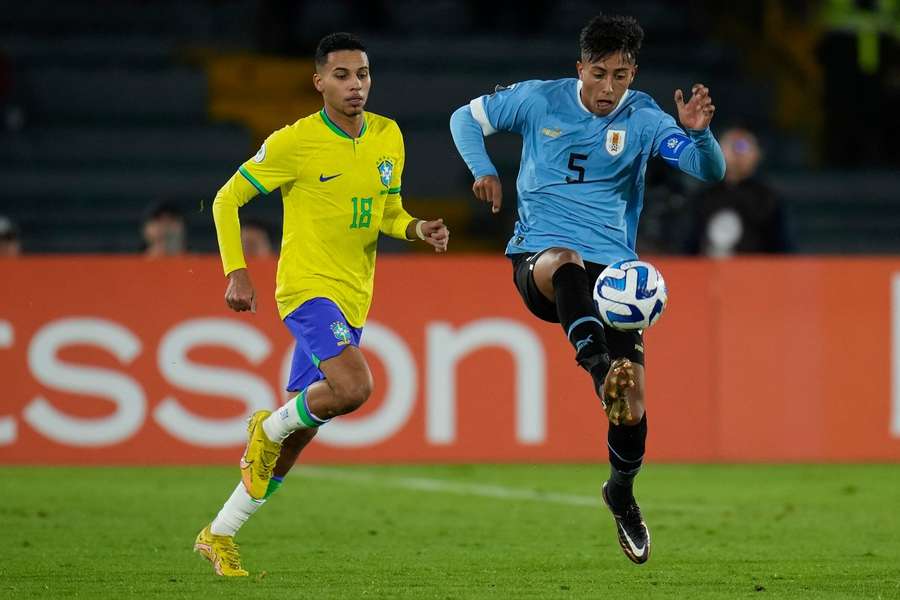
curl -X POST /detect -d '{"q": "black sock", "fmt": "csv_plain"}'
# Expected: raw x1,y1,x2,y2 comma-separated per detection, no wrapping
607,414,647,508
551,263,610,387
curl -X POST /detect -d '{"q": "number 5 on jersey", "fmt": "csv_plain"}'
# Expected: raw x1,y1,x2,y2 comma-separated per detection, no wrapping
566,152,588,184
350,197,372,229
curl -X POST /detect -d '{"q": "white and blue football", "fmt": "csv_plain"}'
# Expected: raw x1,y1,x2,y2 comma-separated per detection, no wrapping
593,260,668,331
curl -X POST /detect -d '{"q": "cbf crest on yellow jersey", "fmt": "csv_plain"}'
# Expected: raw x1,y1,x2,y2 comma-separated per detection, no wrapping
229,110,414,327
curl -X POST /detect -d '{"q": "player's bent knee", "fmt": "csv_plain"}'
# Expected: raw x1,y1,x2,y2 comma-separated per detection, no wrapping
332,376,373,415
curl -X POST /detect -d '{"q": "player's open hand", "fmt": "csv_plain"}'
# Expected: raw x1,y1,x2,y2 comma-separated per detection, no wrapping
420,218,449,253
675,84,715,131
225,268,257,313
472,175,502,214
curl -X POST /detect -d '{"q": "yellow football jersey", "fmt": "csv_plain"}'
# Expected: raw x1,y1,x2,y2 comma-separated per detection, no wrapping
212,109,415,327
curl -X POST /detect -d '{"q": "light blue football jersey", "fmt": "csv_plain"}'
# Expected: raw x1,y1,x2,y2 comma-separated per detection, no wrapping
458,78,721,265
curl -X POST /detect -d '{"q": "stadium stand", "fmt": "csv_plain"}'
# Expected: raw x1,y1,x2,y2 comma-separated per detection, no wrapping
0,0,897,254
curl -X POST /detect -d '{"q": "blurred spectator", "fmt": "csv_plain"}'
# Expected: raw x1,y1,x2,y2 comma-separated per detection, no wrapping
687,128,791,257
241,218,275,258
142,201,186,257
0,215,21,256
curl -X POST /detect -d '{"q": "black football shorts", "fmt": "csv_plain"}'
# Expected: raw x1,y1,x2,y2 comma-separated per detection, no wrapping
509,250,645,366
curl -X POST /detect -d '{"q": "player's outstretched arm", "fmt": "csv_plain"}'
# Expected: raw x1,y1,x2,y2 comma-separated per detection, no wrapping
449,105,499,179
450,106,503,214
451,81,539,212
670,83,726,182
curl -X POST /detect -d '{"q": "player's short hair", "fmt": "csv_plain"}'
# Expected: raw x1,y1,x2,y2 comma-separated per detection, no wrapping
315,32,367,67
579,14,644,64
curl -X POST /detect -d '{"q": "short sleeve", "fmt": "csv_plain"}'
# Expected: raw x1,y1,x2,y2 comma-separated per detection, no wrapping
468,80,543,135
238,125,299,195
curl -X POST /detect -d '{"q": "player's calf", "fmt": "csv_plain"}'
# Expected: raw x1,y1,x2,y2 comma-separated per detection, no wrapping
272,428,318,479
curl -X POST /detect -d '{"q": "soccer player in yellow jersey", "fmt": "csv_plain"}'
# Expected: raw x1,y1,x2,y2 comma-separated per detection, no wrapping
194,32,450,577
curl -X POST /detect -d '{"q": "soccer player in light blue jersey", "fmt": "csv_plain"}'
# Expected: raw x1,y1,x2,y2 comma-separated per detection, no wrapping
450,14,725,564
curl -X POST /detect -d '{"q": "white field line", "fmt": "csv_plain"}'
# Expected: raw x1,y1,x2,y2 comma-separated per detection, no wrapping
295,467,716,514
295,466,602,508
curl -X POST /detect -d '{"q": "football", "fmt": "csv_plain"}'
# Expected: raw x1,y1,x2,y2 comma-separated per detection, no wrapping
593,260,668,330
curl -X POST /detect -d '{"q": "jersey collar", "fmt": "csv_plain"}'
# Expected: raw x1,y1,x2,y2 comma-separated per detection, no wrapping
575,80,630,117
319,108,368,140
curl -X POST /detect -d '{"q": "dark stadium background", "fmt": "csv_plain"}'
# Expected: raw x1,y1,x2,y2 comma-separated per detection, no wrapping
1,0,897,255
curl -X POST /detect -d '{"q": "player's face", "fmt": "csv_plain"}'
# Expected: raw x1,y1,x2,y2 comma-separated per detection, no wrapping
314,50,371,118
576,51,636,116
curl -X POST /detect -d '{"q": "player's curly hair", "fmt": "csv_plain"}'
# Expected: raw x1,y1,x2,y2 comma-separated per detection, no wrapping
579,14,644,64
315,32,367,66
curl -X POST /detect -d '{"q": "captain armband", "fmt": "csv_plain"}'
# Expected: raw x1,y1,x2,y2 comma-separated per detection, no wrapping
658,133,692,165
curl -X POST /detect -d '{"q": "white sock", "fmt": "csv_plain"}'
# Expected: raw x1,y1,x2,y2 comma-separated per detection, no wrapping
262,391,326,442
210,482,265,537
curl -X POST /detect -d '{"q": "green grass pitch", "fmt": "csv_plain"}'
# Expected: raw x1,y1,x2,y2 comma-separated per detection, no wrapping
1,464,898,599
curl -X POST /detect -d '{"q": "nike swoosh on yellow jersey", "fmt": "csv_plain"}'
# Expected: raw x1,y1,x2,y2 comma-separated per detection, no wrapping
319,173,342,182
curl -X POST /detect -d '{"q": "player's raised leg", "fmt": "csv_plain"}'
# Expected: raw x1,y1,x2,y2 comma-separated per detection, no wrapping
532,248,650,562
239,361,370,503
195,349,370,577
197,299,372,576
601,361,650,563
532,248,612,389
194,426,320,576
239,297,370,500
259,345,373,447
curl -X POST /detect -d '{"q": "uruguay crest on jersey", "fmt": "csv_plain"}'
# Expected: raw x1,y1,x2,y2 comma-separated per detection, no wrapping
606,129,626,156
377,157,394,187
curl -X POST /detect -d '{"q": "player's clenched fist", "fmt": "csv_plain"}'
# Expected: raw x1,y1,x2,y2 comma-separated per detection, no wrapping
472,175,502,214
225,268,257,313
419,218,450,253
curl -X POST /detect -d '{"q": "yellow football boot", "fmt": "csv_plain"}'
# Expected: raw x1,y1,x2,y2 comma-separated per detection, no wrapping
193,525,248,577
240,410,282,499
602,358,636,426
